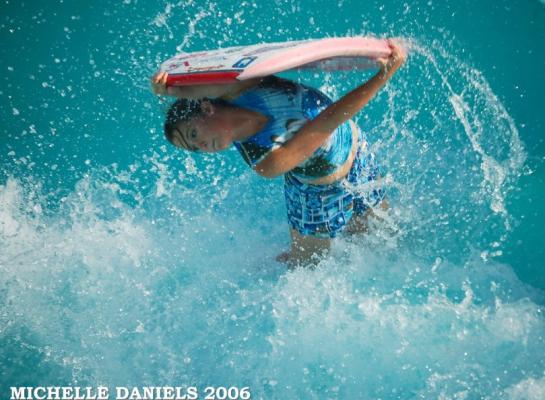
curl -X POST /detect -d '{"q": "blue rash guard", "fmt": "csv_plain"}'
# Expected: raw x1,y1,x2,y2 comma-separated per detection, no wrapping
229,76,354,180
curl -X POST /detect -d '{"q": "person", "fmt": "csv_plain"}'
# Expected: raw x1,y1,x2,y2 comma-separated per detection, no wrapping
151,40,406,266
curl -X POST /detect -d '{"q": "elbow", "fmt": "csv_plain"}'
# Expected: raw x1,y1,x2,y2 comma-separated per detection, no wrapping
254,149,299,178
254,166,283,179
254,155,286,179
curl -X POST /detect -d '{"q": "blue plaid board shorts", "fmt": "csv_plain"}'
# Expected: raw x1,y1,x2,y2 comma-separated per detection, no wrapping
284,139,385,239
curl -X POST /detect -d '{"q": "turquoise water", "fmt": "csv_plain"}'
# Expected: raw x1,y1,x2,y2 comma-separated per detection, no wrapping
1,0,545,398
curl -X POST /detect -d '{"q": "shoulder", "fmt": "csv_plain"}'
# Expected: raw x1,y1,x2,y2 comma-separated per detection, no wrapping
235,76,302,97
218,78,264,101
222,76,296,105
224,76,332,108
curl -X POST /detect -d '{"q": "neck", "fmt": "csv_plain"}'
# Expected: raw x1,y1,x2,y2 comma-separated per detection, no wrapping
228,107,269,142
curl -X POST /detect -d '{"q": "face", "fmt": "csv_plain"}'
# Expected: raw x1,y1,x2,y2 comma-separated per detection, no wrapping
171,103,234,153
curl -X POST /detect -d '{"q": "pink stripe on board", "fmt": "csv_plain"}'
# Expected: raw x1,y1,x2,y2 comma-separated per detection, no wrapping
238,37,391,80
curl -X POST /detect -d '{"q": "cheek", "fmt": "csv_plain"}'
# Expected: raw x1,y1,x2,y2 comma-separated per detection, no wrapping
209,116,232,134
193,120,212,139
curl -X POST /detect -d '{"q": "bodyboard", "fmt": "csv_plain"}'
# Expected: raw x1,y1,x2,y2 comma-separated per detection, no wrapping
160,37,392,86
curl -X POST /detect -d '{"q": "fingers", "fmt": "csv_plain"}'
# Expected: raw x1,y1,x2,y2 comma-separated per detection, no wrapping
376,57,388,68
386,38,395,50
151,71,169,95
376,38,407,77
382,39,398,64
388,41,400,56
391,39,407,60
384,39,407,67
152,71,168,84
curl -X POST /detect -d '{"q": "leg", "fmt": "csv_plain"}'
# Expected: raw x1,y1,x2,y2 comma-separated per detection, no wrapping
281,172,344,268
346,198,389,235
345,142,388,235
276,229,331,268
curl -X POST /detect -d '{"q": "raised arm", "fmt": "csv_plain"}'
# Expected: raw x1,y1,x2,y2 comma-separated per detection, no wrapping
151,71,260,100
255,40,406,178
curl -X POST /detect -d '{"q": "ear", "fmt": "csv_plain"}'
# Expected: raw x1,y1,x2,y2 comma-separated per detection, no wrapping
200,100,215,116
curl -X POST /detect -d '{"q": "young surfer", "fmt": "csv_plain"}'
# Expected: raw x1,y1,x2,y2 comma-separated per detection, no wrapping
151,40,406,265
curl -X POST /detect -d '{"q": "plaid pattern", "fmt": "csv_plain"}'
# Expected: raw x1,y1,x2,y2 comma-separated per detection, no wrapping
284,139,385,238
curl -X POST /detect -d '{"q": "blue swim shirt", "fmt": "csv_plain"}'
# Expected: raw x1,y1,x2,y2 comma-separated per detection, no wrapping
229,76,353,180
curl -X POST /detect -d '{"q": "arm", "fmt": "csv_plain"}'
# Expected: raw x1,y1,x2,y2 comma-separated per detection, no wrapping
255,40,406,178
150,71,260,100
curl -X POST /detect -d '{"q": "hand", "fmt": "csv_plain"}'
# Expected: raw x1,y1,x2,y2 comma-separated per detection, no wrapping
151,71,169,95
377,39,407,75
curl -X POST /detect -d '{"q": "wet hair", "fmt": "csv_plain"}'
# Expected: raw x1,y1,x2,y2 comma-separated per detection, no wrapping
164,97,229,151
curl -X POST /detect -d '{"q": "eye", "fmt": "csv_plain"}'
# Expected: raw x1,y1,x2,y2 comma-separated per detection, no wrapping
190,129,197,140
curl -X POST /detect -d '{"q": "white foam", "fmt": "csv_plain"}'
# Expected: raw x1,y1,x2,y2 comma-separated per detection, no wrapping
506,374,545,400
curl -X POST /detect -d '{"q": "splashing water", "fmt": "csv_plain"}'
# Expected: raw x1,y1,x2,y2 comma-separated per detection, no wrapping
1,165,544,397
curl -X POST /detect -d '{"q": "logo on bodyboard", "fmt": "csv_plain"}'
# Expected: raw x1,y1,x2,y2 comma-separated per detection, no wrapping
232,57,257,69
